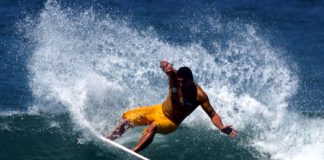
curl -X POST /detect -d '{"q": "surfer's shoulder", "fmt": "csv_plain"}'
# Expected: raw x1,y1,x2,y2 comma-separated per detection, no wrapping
195,84,208,102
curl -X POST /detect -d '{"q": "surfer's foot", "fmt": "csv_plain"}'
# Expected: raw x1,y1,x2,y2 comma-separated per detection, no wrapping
107,119,131,140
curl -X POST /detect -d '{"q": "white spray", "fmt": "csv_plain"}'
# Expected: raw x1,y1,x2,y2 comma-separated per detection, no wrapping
26,1,324,159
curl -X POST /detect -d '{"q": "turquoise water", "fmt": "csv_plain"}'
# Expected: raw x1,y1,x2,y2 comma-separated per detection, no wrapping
1,0,324,159
0,114,262,160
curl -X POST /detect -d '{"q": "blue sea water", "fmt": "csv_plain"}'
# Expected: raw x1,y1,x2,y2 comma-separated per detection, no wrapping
1,0,324,160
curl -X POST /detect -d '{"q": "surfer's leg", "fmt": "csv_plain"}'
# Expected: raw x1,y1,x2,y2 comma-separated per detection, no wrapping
107,104,158,141
107,119,131,140
132,124,158,152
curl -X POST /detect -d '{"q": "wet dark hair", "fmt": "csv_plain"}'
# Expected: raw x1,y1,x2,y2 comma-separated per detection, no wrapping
177,67,196,100
177,67,193,81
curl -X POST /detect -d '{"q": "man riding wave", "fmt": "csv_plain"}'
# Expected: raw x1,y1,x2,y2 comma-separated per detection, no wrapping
107,60,237,152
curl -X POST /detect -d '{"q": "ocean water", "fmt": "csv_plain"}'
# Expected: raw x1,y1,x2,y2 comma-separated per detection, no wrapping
1,0,324,159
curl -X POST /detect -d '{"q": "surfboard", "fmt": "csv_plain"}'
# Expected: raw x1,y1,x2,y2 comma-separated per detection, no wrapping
97,135,149,160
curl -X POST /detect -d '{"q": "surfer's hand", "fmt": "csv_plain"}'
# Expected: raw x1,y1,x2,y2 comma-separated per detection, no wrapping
160,60,174,73
221,125,238,138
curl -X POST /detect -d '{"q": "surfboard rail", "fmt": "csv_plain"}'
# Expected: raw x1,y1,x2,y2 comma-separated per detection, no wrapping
98,136,149,160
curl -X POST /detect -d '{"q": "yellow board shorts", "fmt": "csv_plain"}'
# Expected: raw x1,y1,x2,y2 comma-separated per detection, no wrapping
122,104,178,134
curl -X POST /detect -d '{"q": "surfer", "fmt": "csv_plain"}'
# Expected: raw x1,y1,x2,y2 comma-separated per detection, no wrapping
107,60,237,152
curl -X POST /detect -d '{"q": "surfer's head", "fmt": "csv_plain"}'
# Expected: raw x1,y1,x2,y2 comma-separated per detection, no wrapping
176,67,193,88
177,67,193,81
177,67,196,97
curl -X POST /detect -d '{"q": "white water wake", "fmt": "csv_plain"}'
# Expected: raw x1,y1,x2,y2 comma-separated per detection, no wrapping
25,1,324,159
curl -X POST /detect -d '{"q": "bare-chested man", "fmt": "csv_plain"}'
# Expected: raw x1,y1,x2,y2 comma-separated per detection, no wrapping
107,60,237,152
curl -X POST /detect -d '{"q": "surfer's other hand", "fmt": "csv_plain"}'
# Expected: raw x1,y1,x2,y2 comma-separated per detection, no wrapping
221,125,238,138
160,60,173,73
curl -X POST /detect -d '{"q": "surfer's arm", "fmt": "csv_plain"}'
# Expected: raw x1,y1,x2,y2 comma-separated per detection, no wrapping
199,90,237,138
199,93,225,130
160,60,177,87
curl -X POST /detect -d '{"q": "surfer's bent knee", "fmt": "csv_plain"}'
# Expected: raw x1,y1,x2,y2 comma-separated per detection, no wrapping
143,124,158,135
121,118,134,127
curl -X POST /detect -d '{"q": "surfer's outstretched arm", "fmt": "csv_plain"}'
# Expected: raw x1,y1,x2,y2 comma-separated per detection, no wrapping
160,60,179,92
132,124,158,152
198,90,238,138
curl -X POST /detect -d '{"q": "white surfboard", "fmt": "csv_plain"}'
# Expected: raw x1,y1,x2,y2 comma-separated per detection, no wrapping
97,135,149,160
66,108,147,159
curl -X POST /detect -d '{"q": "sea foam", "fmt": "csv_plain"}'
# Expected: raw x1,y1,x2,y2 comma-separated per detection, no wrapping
25,1,324,159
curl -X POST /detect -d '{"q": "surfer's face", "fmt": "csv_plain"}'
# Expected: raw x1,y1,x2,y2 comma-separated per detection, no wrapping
177,77,192,89
177,77,184,88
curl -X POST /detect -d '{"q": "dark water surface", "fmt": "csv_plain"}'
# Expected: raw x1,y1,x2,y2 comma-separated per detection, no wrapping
1,0,323,159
